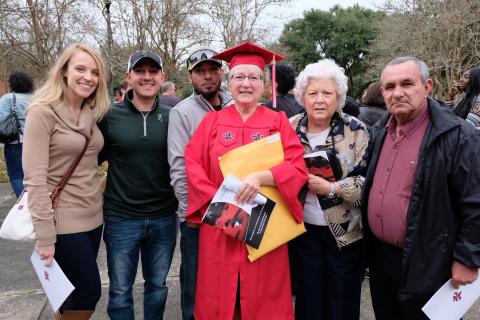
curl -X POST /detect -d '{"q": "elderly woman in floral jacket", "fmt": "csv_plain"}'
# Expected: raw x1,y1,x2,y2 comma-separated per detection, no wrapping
289,59,369,320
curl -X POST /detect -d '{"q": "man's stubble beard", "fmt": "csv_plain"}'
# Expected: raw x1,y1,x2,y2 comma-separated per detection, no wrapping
193,81,221,100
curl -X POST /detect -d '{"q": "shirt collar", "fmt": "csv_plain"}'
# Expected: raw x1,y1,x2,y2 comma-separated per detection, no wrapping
386,100,429,138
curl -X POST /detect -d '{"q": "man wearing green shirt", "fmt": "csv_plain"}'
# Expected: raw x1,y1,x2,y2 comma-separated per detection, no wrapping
99,50,178,320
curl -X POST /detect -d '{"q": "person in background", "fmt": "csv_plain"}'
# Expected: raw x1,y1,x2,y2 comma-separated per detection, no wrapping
113,86,121,103
118,80,128,100
159,80,181,108
168,47,231,320
184,42,307,319
363,56,480,320
23,43,110,319
264,63,304,118
261,73,273,103
289,59,369,320
452,67,480,124
342,96,360,117
99,50,178,320
445,69,469,108
113,80,128,103
0,71,34,197
358,81,388,129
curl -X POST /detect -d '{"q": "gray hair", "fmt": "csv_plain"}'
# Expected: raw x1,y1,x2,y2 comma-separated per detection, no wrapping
160,81,175,94
294,59,348,113
381,56,430,84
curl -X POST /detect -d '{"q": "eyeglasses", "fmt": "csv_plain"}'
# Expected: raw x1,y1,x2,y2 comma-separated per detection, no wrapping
231,74,263,83
187,49,218,70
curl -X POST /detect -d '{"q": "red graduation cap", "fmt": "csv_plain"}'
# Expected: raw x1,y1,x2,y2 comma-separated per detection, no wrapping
212,42,285,70
212,42,285,108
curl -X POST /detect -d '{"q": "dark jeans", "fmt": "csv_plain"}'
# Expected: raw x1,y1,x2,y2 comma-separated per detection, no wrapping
4,143,24,198
104,214,177,320
369,236,429,320
292,224,363,320
55,225,103,313
179,222,199,320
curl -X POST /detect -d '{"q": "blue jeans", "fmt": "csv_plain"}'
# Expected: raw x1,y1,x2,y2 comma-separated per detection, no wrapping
55,226,103,313
179,222,199,320
104,214,177,320
4,143,24,198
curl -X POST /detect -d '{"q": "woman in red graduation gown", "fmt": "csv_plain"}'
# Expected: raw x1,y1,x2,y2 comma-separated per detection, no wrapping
184,42,308,320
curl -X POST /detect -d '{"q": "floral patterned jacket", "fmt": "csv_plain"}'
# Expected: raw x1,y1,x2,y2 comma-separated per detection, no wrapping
290,111,369,248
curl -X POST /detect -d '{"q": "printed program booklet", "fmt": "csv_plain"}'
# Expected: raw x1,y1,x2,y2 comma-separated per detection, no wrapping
202,174,276,249
302,150,343,210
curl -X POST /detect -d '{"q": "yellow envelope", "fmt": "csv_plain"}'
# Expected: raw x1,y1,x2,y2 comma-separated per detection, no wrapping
219,133,306,262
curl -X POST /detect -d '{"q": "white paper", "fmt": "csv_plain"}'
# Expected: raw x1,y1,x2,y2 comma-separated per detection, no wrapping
30,251,75,312
304,150,328,159
222,174,267,206
422,273,480,320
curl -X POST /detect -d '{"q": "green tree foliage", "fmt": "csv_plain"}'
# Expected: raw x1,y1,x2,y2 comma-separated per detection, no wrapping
280,5,385,96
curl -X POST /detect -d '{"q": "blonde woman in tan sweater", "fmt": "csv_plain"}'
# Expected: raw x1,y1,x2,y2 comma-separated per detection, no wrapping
22,44,110,320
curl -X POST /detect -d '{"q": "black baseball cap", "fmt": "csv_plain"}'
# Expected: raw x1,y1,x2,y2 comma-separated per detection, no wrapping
187,48,222,71
127,50,163,71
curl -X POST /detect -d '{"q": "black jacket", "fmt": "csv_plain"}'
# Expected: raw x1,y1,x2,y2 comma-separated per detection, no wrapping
362,98,480,301
264,94,304,118
357,104,388,129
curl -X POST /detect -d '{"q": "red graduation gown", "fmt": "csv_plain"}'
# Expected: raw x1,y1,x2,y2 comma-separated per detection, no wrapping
185,105,307,320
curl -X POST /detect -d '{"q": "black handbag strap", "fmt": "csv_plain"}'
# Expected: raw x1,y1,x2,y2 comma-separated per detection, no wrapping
10,94,21,135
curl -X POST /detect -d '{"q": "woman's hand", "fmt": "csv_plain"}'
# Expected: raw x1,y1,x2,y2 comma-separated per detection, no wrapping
447,81,459,101
34,244,55,266
307,174,332,196
235,173,262,205
235,170,275,205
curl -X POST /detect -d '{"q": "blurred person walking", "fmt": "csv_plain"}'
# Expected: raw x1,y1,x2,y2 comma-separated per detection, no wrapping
0,71,34,197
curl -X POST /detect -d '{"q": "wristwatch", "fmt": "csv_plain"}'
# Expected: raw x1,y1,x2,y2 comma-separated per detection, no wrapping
327,182,336,198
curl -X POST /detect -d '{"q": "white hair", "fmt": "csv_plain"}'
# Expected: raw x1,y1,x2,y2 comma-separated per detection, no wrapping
294,59,348,113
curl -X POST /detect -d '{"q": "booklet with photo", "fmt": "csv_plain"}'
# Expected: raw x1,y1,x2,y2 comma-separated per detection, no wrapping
202,174,276,249
31,251,75,313
303,149,343,210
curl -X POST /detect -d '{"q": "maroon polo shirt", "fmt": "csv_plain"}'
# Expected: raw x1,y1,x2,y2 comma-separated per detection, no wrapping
368,101,430,247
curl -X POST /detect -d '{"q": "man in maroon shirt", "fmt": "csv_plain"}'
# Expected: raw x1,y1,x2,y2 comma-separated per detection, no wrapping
362,57,480,320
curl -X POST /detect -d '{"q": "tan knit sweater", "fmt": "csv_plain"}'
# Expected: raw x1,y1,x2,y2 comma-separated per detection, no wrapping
23,103,104,246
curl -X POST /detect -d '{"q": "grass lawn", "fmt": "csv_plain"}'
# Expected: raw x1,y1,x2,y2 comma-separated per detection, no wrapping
0,149,9,183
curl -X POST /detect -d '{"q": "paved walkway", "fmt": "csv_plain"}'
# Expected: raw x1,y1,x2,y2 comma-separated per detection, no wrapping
0,183,478,319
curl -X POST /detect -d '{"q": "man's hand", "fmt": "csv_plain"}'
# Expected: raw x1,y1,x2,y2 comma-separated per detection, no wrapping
451,260,479,289
34,244,55,267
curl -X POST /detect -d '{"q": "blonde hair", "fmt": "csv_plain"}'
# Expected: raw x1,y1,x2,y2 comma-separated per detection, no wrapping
29,43,110,120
